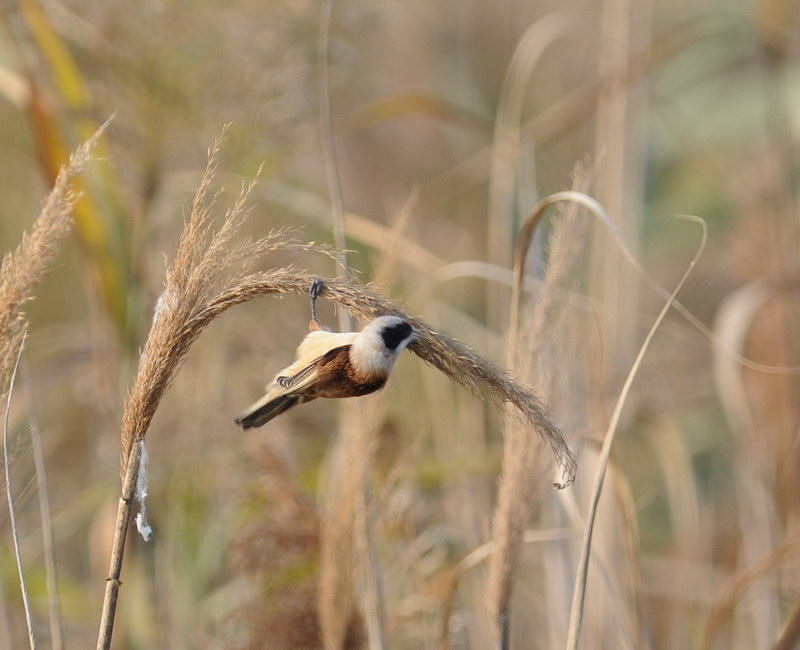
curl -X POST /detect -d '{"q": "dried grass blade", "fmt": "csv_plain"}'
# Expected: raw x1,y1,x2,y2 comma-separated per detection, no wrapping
565,216,707,650
774,602,800,650
489,12,573,246
352,93,492,134
513,191,800,375
256,181,444,273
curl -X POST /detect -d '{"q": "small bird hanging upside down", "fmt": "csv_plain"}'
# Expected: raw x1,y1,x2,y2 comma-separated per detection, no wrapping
234,279,416,429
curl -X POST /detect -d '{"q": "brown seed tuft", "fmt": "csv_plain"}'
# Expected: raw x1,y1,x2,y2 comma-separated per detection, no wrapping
0,123,106,399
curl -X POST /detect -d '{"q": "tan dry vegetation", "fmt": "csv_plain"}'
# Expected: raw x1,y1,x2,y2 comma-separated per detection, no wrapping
100,130,573,649
486,164,591,639
1,2,800,649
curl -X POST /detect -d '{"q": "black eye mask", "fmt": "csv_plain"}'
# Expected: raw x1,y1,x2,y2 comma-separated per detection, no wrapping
380,321,413,351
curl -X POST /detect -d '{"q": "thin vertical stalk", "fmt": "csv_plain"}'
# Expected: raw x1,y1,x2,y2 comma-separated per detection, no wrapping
24,362,62,650
357,485,386,650
3,332,36,649
0,577,14,650
713,281,787,645
591,0,646,385
319,3,367,647
319,0,351,332
487,12,571,267
773,602,800,650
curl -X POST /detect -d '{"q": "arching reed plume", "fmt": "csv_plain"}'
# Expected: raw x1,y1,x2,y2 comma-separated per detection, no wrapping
98,133,574,648
117,154,333,468
190,275,576,489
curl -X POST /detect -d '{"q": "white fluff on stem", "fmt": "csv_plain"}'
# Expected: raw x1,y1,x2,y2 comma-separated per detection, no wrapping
134,440,152,542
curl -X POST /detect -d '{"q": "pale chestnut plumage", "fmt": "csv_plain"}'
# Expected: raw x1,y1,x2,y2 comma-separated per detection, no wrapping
234,293,415,429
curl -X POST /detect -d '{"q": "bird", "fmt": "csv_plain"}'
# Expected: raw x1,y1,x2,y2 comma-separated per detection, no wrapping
234,279,416,429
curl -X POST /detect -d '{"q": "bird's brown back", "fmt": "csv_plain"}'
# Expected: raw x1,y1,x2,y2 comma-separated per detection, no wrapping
305,345,387,398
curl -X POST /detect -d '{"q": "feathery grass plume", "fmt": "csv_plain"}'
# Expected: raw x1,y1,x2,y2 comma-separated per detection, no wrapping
192,274,576,487
0,124,105,396
119,134,334,468
487,168,590,643
99,134,337,649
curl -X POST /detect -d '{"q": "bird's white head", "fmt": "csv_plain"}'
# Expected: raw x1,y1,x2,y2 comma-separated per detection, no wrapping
350,315,416,378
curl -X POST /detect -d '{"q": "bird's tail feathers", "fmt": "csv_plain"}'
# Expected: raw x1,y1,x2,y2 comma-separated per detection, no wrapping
234,393,301,429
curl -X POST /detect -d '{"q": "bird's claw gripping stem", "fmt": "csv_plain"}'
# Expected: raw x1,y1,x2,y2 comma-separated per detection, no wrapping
309,278,324,331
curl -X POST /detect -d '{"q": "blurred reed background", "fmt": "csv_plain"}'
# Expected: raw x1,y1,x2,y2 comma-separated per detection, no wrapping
0,0,799,648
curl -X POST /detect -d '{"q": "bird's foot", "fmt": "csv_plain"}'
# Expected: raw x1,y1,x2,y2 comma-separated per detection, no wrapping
309,278,324,331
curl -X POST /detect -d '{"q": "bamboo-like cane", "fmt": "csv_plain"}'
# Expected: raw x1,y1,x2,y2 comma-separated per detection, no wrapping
96,440,143,650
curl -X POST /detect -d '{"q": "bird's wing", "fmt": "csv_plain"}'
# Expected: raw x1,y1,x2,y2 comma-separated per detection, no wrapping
268,330,357,389
276,345,350,393
276,357,324,389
